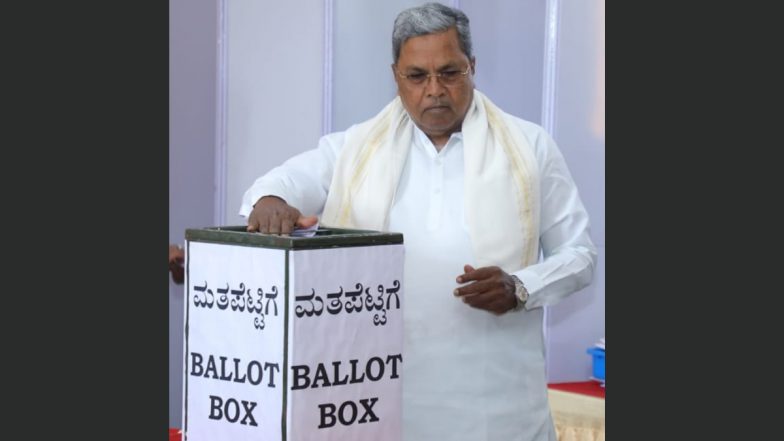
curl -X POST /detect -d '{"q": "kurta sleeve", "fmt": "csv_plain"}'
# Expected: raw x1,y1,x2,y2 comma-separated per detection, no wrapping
513,125,598,309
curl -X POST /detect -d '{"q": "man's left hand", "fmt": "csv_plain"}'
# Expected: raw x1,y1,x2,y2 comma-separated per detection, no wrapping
453,264,518,315
169,244,185,285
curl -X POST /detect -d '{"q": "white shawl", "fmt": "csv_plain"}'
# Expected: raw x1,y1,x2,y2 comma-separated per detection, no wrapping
321,89,540,271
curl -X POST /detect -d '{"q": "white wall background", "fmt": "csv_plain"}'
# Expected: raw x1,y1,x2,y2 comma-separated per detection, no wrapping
332,0,424,132
169,0,217,426
169,0,605,427
461,0,546,123
225,0,326,226
544,0,605,382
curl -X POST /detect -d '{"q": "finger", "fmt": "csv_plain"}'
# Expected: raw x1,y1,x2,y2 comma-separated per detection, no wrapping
172,267,185,284
169,254,184,267
457,265,496,283
281,218,295,235
453,279,495,297
296,215,319,229
257,213,271,234
462,288,507,310
168,244,179,259
268,212,282,234
456,264,475,283
461,290,498,309
246,213,260,232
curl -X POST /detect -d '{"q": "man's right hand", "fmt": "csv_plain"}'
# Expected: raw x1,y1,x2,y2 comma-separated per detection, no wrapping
247,196,318,234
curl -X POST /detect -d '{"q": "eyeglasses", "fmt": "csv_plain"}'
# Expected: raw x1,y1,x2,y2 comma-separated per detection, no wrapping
396,66,471,86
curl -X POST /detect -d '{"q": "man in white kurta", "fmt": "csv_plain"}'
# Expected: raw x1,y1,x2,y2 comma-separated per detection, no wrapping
240,4,596,440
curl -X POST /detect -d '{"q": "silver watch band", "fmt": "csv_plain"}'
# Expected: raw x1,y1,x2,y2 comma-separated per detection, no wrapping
511,275,528,311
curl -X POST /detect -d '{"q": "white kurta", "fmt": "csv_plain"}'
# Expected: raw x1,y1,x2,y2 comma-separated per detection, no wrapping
240,113,596,441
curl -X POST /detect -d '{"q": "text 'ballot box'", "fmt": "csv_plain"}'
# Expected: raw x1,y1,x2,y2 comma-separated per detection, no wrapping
182,226,404,441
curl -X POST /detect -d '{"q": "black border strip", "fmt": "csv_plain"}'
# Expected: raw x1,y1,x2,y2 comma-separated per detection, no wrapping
282,249,290,441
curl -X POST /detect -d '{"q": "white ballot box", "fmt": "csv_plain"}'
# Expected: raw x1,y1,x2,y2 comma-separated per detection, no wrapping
182,226,404,441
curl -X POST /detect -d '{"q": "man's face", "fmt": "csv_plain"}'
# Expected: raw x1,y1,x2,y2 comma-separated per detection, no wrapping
393,27,475,143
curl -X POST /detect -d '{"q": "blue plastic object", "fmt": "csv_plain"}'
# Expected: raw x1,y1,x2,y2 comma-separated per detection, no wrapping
586,347,605,380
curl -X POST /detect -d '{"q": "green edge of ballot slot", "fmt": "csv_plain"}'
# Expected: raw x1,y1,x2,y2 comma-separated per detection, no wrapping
186,226,404,250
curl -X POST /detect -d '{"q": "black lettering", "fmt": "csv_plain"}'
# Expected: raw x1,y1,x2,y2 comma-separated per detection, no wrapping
205,355,218,379
332,361,349,386
264,362,280,388
312,363,332,388
219,356,233,381
365,357,384,381
349,359,365,384
224,398,240,423
247,361,263,386
209,395,259,426
338,401,358,426
190,352,203,376
290,355,401,392
240,400,258,426
318,403,337,428
358,397,379,423
386,354,403,379
233,358,247,383
208,395,223,420
291,365,310,390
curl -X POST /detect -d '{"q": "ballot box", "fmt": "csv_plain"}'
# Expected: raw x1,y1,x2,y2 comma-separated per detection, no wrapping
182,226,404,441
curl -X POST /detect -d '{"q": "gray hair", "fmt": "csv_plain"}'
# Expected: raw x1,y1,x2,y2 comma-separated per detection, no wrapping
392,2,473,64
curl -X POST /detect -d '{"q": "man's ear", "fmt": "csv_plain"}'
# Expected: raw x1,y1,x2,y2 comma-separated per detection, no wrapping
470,57,476,75
391,63,401,95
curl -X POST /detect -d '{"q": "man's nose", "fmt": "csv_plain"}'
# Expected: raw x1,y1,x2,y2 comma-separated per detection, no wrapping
424,74,446,97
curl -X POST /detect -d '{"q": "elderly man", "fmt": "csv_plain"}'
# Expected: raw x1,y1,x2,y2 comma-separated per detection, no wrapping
240,3,596,440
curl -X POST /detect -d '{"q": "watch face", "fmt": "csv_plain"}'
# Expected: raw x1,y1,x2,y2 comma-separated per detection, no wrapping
512,276,528,302
512,276,525,300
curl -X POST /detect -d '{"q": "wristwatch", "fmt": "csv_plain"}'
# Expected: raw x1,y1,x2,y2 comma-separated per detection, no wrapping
511,275,529,311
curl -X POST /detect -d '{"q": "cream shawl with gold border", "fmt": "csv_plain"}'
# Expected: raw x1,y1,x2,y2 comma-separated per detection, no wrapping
322,89,540,271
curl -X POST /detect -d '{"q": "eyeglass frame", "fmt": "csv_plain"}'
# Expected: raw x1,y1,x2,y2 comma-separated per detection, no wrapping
395,65,472,86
